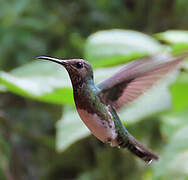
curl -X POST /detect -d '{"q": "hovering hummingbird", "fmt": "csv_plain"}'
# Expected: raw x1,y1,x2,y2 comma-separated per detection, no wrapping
38,55,186,163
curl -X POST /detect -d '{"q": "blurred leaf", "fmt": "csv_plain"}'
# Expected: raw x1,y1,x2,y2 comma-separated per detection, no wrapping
170,61,188,111
160,109,188,139
56,107,90,152
0,61,74,105
171,43,188,55
153,125,188,180
171,82,188,111
154,30,188,44
84,29,163,67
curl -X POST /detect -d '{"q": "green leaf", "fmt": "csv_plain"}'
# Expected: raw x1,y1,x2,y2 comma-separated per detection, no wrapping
170,43,188,54
84,29,163,67
56,107,90,152
160,109,188,139
154,30,188,44
153,125,188,180
170,61,188,111
0,61,74,105
171,82,188,111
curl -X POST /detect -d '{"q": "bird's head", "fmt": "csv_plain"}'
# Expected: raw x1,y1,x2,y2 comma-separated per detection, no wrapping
37,56,94,83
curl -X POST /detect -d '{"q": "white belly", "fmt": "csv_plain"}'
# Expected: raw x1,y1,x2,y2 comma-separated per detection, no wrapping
77,109,118,146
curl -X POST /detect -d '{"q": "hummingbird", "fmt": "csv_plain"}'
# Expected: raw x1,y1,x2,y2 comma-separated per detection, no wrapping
37,55,186,163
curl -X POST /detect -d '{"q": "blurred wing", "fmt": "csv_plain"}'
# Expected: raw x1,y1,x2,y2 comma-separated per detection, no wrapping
97,55,186,110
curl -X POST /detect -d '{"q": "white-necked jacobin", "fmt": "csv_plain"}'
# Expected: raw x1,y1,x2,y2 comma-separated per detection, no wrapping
37,55,186,163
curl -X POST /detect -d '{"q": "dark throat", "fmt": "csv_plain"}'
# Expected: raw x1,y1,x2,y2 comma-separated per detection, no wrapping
70,75,98,113
69,73,93,96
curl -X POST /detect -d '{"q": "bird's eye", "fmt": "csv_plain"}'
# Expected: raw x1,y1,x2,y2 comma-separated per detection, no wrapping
76,62,83,69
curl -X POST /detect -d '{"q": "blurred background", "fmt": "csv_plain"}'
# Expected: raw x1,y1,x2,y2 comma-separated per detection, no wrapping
0,0,188,179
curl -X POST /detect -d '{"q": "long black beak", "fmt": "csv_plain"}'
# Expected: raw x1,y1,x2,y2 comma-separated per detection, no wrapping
37,56,68,66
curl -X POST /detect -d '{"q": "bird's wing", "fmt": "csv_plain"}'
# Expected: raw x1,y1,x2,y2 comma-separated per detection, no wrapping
97,55,186,110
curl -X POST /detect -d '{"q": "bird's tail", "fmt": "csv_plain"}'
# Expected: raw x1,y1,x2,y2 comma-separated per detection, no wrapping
118,133,159,163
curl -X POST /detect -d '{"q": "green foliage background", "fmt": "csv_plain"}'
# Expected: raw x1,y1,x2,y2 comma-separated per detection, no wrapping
0,0,188,179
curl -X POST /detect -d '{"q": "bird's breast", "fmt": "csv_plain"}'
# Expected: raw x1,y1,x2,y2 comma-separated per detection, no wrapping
77,108,118,146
